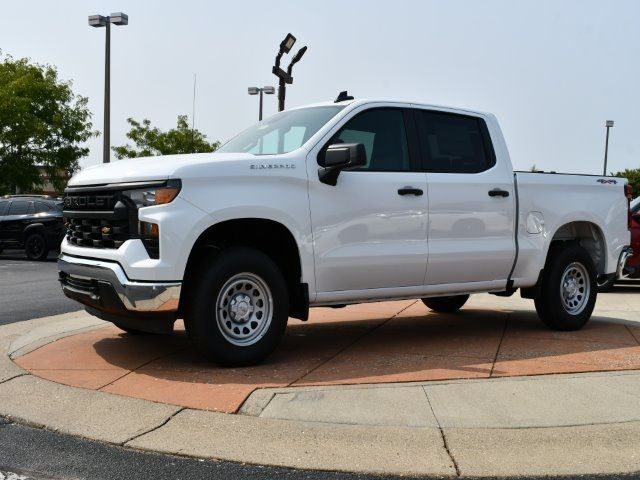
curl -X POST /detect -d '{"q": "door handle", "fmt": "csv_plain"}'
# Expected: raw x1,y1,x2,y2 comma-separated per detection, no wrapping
488,188,509,197
397,187,423,196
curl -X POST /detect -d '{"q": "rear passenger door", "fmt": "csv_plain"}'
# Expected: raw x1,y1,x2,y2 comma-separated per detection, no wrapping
414,109,516,285
4,200,34,244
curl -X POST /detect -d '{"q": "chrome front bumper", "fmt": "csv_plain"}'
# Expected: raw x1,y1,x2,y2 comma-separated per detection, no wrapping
58,253,181,313
617,246,634,279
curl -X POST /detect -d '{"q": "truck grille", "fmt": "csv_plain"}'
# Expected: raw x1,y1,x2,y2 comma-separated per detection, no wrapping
66,217,130,249
63,190,136,250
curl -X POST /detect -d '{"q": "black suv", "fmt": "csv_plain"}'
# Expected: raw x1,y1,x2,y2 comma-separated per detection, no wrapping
0,195,65,260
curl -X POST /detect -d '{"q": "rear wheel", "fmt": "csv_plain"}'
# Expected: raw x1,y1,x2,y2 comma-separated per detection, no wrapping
534,243,597,331
422,295,469,313
184,247,289,366
25,233,49,261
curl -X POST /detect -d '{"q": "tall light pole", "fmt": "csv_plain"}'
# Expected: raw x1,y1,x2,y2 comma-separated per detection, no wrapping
248,86,275,121
603,120,614,175
89,12,128,163
272,33,307,112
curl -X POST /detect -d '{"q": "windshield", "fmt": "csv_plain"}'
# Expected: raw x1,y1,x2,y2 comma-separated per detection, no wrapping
631,197,640,214
218,106,345,155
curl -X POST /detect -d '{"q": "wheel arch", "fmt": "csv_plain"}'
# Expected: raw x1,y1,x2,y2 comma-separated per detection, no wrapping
522,220,606,299
181,218,308,320
22,222,46,241
547,220,607,275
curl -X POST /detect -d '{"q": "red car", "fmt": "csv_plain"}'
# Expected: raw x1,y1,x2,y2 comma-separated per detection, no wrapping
598,196,639,291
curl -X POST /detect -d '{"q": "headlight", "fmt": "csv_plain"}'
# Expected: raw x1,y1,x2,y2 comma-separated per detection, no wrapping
122,180,181,208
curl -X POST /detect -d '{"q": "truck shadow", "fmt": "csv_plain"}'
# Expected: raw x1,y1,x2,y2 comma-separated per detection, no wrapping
80,304,640,411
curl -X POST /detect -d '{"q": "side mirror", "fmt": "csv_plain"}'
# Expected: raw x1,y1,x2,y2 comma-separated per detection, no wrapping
318,143,366,186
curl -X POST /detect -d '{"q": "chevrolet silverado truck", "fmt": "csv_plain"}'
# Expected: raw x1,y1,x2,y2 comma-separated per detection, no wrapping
59,98,633,366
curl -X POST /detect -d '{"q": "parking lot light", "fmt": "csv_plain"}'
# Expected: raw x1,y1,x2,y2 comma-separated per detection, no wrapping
88,12,129,163
272,33,307,112
247,86,276,121
280,33,296,54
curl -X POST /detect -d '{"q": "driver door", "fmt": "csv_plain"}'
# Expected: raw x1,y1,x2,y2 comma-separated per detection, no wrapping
307,107,429,295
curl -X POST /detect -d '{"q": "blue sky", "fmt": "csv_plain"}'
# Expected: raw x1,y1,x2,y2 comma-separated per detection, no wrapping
1,0,638,173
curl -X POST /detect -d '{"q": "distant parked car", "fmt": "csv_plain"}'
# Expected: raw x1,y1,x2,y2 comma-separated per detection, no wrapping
0,195,65,260
598,196,639,291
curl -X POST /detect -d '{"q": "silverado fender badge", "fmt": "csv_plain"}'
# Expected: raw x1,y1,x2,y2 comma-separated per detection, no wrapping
250,164,296,170
597,178,617,184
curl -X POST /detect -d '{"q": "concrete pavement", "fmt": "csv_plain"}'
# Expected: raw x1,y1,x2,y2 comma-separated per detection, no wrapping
1,293,640,476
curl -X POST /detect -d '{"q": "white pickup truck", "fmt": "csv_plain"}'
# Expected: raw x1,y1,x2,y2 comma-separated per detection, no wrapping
59,98,633,366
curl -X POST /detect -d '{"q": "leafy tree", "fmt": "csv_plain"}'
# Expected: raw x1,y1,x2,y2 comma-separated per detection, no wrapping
113,115,219,159
0,53,96,194
612,168,640,197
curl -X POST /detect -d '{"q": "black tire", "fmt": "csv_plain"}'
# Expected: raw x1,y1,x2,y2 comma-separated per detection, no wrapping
422,295,470,313
597,274,617,292
24,233,49,261
534,243,597,331
184,247,289,367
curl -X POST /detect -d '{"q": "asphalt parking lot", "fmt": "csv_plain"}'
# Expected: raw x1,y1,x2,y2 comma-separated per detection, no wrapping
0,250,79,325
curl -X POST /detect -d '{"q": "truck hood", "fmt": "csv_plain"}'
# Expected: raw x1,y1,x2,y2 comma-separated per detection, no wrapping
68,152,251,187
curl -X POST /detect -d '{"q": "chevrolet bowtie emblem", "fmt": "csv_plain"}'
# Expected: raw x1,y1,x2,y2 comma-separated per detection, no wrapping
101,226,111,234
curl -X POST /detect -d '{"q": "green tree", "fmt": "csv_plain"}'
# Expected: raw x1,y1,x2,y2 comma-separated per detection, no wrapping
612,168,640,196
0,53,96,194
113,115,219,159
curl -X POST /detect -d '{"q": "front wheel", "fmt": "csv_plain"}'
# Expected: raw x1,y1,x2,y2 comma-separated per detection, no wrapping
534,243,597,331
25,233,49,261
422,295,470,313
184,247,289,366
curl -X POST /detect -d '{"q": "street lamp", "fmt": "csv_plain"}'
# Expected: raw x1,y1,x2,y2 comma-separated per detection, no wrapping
603,120,614,175
272,33,307,112
89,12,129,163
248,86,275,121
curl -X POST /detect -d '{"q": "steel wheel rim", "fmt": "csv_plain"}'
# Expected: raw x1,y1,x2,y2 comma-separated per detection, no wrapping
215,272,273,346
560,262,590,315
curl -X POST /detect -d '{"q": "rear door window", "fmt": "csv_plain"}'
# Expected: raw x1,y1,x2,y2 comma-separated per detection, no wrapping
415,110,495,173
0,201,8,216
35,201,52,213
7,201,34,215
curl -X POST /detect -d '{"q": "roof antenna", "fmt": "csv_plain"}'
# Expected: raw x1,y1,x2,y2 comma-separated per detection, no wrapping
335,91,354,103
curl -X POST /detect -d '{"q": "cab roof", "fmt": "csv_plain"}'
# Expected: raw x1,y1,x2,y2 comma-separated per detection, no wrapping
288,98,490,118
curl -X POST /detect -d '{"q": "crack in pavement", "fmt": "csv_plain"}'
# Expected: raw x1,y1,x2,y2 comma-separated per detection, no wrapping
422,386,460,476
122,407,186,446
